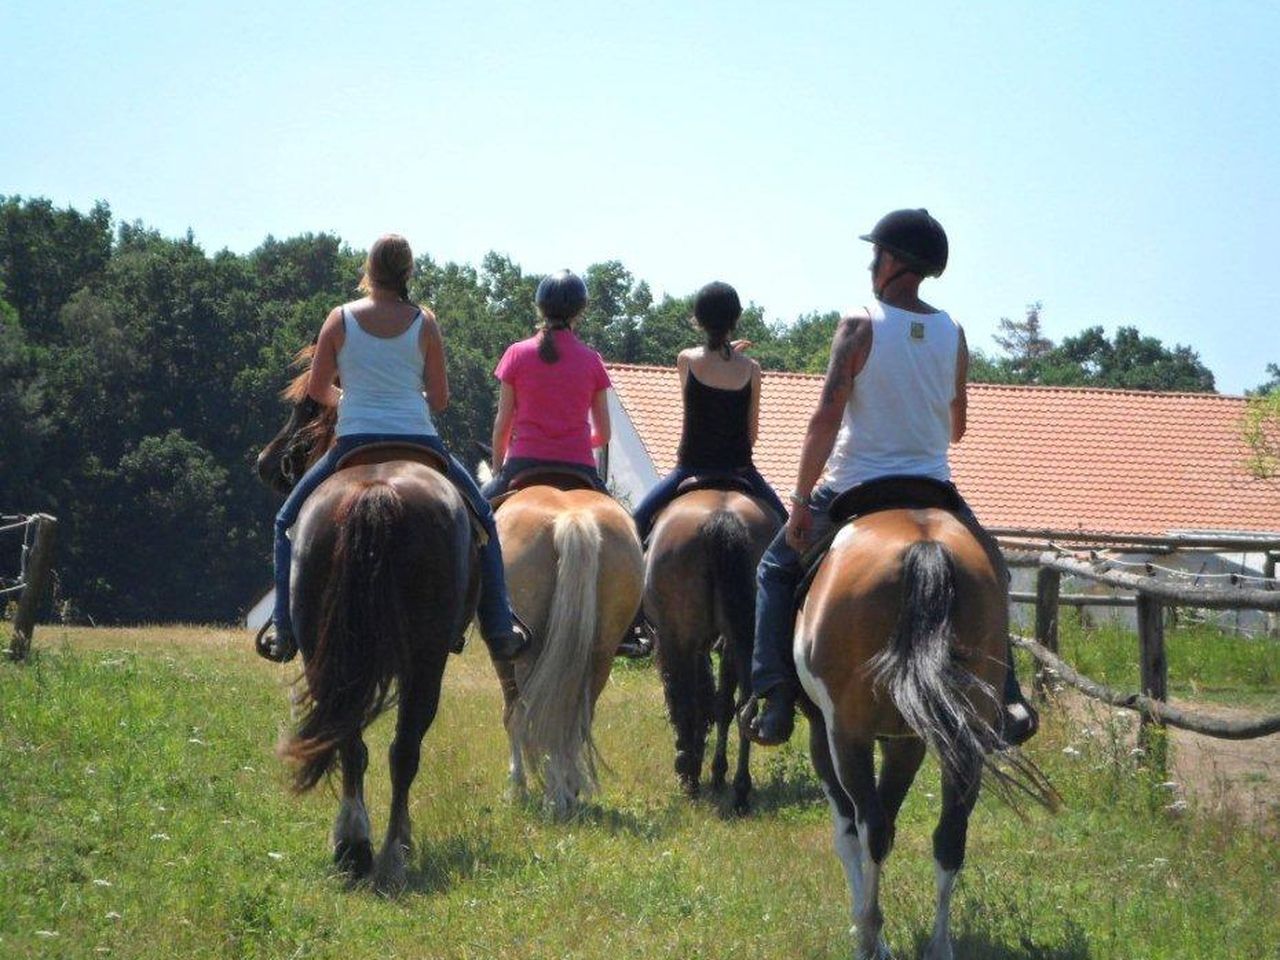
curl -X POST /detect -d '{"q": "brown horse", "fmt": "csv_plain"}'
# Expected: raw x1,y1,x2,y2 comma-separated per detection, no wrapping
488,479,643,816
644,487,779,813
795,509,1057,960
256,356,478,894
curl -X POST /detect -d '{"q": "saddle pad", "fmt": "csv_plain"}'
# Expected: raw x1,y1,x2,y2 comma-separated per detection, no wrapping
336,442,449,474
674,473,754,497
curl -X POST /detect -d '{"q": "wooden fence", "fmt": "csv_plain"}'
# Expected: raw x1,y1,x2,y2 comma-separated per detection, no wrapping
2,513,58,662
998,532,1280,758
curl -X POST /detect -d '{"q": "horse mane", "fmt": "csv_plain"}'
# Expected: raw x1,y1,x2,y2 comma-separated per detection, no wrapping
283,342,337,450
283,343,317,404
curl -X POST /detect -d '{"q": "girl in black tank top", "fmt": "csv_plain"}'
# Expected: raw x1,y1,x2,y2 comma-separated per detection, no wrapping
631,282,787,541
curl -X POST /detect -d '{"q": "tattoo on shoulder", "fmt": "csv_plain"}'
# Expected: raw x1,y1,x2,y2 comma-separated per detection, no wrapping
821,319,862,404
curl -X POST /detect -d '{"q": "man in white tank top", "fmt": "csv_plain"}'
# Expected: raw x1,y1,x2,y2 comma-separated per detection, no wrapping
743,209,1037,748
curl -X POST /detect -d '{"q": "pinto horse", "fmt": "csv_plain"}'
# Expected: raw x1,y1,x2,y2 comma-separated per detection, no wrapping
487,471,643,816
644,486,779,812
256,353,477,894
795,508,1057,960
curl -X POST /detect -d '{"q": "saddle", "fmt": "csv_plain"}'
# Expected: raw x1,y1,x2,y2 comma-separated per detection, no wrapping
489,464,600,510
336,442,487,546
674,472,754,497
795,475,961,607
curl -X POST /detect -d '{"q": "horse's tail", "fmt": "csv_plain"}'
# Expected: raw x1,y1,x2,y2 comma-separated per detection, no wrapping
514,509,603,807
281,480,410,793
869,540,1059,812
704,508,757,675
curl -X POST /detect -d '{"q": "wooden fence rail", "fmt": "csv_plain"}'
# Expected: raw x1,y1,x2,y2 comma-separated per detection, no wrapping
1009,546,1280,757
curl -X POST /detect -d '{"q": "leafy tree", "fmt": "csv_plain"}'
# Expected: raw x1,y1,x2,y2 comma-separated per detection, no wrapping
990,302,1052,381
0,196,112,342
1248,363,1280,397
1038,326,1215,392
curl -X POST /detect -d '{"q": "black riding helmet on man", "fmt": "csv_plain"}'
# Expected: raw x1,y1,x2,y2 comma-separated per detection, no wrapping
743,208,1038,748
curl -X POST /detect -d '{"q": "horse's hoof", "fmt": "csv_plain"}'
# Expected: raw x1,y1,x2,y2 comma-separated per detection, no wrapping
732,790,751,816
334,838,373,878
678,776,700,798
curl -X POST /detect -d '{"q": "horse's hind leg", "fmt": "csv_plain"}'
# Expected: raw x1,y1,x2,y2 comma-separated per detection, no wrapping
333,735,372,880
876,737,926,858
657,637,711,797
826,728,892,960
715,639,753,813
710,643,732,792
372,664,444,896
496,659,527,799
923,758,982,960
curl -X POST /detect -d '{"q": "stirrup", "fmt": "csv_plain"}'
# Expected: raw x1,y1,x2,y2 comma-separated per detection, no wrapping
254,621,297,663
616,616,655,659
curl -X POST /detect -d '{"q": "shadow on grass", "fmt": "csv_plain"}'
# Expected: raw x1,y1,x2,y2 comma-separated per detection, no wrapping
404,832,527,896
908,920,1091,959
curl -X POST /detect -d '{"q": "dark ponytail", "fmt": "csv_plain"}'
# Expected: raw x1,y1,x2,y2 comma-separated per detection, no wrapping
536,318,570,363
693,281,741,361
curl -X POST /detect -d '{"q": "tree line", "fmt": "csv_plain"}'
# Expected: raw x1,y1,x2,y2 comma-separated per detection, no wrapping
0,197,1240,624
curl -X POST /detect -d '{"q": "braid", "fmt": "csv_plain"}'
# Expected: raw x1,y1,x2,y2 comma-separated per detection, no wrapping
536,320,565,363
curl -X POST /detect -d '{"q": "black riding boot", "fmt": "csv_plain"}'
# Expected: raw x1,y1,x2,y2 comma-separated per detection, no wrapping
1001,642,1039,746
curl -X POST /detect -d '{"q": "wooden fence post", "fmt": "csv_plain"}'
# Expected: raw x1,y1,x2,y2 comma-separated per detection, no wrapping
1266,553,1278,638
9,514,57,662
1032,566,1060,698
1136,592,1168,769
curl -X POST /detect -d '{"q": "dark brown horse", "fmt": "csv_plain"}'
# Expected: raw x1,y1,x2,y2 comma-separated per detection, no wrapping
256,355,477,894
644,487,779,813
795,509,1057,959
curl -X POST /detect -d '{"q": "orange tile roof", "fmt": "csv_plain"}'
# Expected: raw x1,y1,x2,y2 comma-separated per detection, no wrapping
607,364,1280,537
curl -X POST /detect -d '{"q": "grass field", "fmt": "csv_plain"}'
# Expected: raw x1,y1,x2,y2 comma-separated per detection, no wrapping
2,624,1278,959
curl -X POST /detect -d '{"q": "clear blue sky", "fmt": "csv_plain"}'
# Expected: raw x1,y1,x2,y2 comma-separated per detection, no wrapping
3,0,1276,393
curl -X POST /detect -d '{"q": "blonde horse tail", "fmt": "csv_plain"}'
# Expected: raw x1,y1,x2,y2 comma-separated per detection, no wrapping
513,509,603,809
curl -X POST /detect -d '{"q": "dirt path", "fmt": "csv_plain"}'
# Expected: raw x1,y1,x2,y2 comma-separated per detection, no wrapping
1050,688,1280,829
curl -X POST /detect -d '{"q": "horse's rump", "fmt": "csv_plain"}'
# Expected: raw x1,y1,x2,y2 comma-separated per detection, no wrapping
798,508,1006,737
496,487,642,807
283,462,473,790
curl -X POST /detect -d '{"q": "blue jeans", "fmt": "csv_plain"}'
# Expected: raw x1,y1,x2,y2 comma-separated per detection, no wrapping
749,484,1020,701
481,456,608,498
273,433,514,641
632,465,787,541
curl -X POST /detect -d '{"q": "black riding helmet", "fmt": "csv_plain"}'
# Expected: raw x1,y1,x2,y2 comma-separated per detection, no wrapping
860,208,948,277
535,269,588,322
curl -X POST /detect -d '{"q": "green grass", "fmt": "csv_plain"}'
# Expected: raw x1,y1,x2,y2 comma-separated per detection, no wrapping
1018,614,1280,711
2,626,1278,959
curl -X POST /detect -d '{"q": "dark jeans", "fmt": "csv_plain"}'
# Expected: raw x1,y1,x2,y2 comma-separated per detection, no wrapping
481,456,608,499
631,464,788,541
273,433,514,641
750,483,1020,701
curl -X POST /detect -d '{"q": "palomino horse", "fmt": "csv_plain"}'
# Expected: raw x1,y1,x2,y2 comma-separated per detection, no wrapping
487,472,643,816
256,355,478,894
644,486,779,812
795,507,1057,960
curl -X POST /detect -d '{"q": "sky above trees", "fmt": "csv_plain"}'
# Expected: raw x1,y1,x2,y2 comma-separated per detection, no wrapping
3,2,1278,394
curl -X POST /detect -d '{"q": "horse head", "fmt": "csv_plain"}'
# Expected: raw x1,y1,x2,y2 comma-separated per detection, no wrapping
256,345,335,495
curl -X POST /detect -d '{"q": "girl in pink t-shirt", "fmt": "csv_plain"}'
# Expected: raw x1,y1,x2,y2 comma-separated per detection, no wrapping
482,270,612,497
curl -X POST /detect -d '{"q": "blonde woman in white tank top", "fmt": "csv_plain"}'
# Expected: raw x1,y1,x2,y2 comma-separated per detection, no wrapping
262,235,527,663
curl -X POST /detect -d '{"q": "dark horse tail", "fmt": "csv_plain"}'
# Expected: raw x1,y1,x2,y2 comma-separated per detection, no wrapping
869,540,1059,810
704,509,756,664
282,480,410,792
